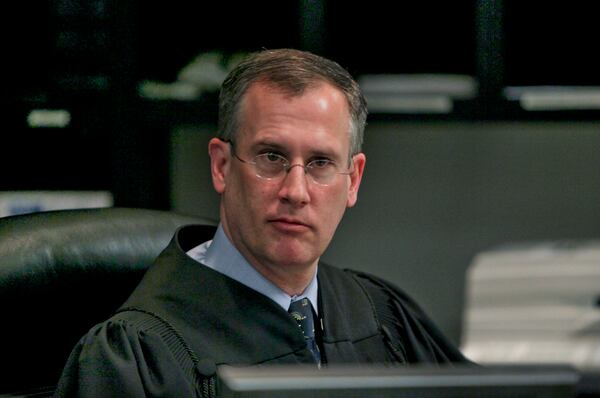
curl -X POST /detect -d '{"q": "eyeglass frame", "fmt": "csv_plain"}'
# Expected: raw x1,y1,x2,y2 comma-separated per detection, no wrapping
223,139,355,186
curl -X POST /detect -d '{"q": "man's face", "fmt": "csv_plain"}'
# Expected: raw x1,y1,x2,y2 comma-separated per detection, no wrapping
209,81,366,282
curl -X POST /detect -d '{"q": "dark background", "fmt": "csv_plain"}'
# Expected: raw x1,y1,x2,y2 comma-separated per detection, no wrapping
2,0,600,344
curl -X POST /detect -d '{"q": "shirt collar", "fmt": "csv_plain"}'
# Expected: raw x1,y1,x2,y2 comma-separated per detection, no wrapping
186,224,319,314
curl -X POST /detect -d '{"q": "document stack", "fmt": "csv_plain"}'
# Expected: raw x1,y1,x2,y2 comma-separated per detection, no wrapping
461,240,600,373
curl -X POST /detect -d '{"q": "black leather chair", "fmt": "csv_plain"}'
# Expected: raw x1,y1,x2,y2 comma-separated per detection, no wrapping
0,208,215,397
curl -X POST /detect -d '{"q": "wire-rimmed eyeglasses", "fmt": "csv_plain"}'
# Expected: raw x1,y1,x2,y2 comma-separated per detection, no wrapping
226,141,353,186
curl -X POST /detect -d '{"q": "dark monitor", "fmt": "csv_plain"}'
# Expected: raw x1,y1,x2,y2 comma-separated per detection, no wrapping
504,2,600,87
217,364,579,398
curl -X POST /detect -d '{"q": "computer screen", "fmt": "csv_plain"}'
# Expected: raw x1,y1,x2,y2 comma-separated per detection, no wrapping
217,363,579,398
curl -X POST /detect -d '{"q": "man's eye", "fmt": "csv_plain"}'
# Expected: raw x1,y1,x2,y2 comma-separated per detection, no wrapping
310,158,334,168
264,152,285,163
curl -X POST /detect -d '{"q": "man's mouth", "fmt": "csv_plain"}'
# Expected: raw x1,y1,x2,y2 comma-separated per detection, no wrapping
269,217,311,232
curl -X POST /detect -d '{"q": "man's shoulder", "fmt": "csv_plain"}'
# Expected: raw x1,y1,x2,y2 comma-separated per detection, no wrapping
318,263,411,302
77,308,168,347
321,265,436,327
320,266,469,364
56,308,206,397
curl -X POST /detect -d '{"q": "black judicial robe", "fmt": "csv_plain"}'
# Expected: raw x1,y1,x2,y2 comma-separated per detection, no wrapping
55,225,467,397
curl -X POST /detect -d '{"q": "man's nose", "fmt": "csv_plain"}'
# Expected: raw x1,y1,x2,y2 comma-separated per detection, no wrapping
278,164,311,205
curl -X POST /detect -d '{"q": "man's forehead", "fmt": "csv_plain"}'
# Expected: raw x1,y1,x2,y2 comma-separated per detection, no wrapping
235,80,351,155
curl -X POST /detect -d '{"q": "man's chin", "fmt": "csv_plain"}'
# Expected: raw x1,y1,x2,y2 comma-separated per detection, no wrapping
268,244,319,270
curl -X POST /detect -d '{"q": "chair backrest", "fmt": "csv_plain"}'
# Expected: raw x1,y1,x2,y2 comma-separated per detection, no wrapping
0,207,215,396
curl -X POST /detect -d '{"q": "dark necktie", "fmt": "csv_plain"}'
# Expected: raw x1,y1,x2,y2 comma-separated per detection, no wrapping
288,298,321,364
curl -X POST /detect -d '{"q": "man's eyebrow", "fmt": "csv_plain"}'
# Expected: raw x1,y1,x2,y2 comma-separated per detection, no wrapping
251,140,287,152
251,140,343,161
308,144,344,160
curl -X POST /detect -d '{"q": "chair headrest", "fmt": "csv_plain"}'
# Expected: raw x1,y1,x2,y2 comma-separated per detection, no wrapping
0,207,215,394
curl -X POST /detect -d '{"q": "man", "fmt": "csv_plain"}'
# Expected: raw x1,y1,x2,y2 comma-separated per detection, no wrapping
55,49,466,397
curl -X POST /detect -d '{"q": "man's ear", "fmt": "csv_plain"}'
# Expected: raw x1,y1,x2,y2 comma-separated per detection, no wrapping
208,137,230,194
346,153,366,208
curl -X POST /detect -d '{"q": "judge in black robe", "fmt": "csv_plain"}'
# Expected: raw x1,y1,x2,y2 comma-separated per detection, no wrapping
56,49,470,398
55,225,468,397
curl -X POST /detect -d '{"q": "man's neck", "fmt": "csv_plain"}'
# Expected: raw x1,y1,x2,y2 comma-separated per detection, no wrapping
248,259,317,297
220,222,317,296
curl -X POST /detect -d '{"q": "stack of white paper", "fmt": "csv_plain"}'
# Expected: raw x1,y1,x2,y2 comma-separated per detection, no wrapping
461,241,600,371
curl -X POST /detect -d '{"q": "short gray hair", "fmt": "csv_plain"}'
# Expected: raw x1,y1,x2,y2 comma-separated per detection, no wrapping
218,49,367,157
